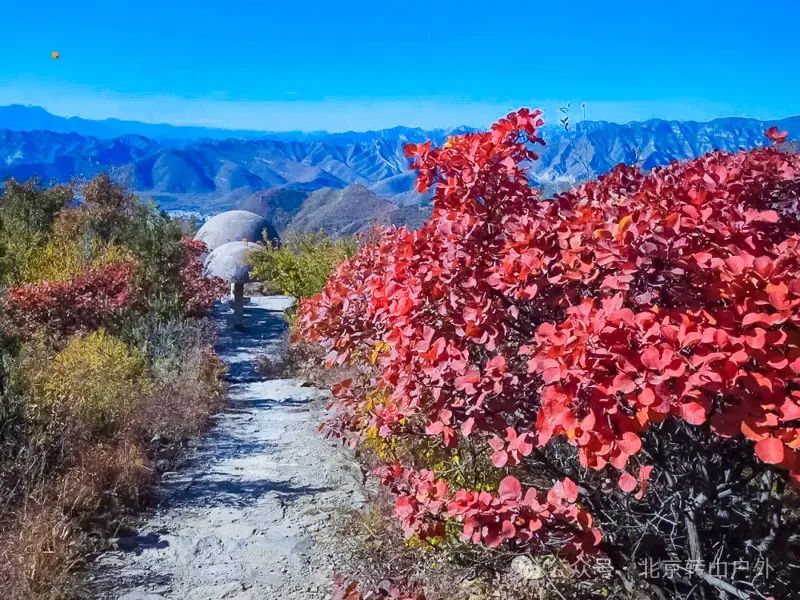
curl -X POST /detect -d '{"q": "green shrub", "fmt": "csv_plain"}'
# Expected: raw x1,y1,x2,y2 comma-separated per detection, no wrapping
20,211,132,283
79,174,138,243
114,203,196,318
122,313,219,377
248,231,356,301
32,330,148,435
0,178,71,235
0,178,72,285
63,176,192,319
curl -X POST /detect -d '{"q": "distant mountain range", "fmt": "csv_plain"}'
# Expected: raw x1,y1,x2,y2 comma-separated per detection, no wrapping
0,104,320,142
0,104,471,144
1,104,798,236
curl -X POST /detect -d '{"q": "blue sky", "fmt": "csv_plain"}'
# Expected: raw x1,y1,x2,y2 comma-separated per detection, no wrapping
1,0,798,131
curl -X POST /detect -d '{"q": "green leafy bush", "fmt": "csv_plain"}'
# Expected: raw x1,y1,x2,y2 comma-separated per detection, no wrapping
0,178,72,285
71,177,202,318
249,231,356,301
117,203,208,318
20,209,132,283
32,330,147,435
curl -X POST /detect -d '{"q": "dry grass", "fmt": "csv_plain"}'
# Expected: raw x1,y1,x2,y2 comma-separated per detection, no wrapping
332,493,621,600
331,492,500,600
126,348,226,446
60,441,154,519
0,441,153,599
254,353,287,380
0,503,81,600
0,323,227,599
255,336,356,385
282,339,358,387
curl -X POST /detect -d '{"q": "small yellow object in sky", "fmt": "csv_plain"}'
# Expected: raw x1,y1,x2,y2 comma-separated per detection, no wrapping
51,51,60,59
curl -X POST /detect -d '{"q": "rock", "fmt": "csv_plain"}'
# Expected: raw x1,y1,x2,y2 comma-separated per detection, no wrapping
510,555,544,580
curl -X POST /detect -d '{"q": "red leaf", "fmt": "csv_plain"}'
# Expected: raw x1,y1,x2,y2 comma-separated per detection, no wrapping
742,312,779,327
498,476,522,500
638,387,656,406
560,478,579,503
725,255,746,275
426,421,444,435
491,450,509,468
767,283,791,310
693,252,712,266
618,472,638,493
753,256,775,278
541,365,562,384
745,328,767,349
640,346,661,369
612,373,636,394
454,369,481,392
500,519,516,539
755,437,785,465
681,402,707,425
617,432,642,455
460,417,475,436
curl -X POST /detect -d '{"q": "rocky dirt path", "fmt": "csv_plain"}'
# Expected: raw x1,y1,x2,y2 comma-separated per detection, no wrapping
86,296,365,600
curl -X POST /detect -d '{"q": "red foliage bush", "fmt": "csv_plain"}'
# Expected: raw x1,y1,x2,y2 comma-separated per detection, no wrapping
4,262,139,335
178,238,226,317
296,109,800,594
378,464,598,556
332,575,426,600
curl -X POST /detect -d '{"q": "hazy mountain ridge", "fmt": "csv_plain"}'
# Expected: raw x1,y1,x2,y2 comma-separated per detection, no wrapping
1,105,798,236
0,104,280,142
0,104,470,144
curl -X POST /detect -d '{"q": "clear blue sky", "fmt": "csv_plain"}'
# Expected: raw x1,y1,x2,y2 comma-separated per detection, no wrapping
1,0,798,131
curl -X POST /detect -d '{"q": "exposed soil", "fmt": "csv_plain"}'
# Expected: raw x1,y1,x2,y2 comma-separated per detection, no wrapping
84,296,365,599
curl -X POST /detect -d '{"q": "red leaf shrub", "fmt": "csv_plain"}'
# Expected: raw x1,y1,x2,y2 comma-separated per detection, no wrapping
332,575,426,600
379,464,598,555
765,125,789,144
296,109,800,594
178,238,226,317
4,262,139,335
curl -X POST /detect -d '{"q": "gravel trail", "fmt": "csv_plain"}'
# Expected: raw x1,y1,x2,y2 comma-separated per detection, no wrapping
86,296,364,600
